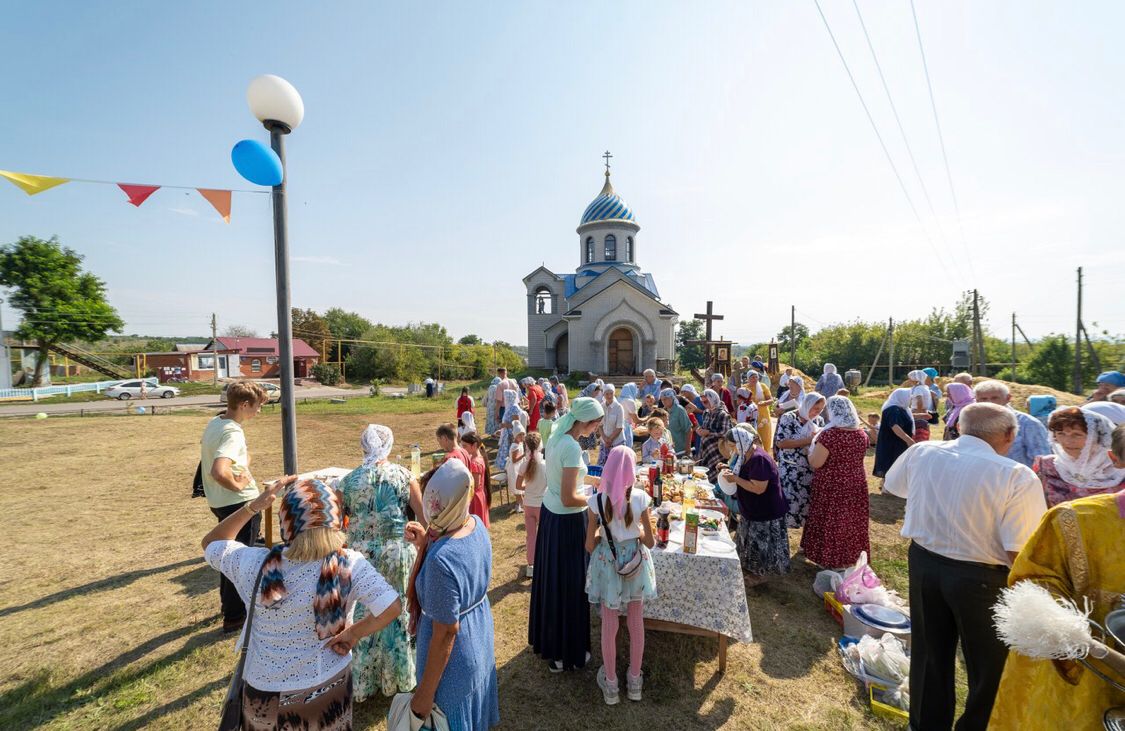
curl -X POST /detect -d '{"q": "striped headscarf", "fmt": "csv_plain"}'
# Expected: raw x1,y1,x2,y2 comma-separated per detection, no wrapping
259,479,353,640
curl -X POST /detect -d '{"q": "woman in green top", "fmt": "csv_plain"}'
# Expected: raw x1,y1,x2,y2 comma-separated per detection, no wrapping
528,396,605,672
661,388,692,456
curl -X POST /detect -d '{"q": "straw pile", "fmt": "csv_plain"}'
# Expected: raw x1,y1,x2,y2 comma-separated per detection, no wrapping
864,375,1083,410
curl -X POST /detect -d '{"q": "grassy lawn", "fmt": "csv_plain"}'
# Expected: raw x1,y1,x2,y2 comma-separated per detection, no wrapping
0,403,956,729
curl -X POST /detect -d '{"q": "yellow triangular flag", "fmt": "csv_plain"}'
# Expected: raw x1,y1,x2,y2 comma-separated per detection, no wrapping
0,170,70,196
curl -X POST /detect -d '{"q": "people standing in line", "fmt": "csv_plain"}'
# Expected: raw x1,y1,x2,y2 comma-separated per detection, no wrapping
907,370,935,442
815,363,845,398
339,424,423,700
459,432,491,530
774,392,826,529
496,390,522,471
661,388,692,457
922,368,942,422
803,396,871,569
525,377,545,431
495,367,519,425
873,388,915,479
508,422,528,514
529,397,605,672
719,426,789,585
972,381,1051,467
585,446,656,705
1086,370,1125,402
696,389,733,484
458,410,476,438
599,384,626,466
884,403,1047,731
436,423,471,469
989,424,1125,729
199,380,268,633
516,432,547,579
203,478,402,728
1034,407,1125,507
941,382,976,441
404,460,500,730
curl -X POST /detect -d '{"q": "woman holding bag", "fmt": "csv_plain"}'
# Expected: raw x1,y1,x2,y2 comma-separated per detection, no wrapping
202,477,402,730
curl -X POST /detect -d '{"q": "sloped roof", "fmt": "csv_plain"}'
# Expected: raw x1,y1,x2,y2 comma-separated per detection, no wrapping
211,337,319,358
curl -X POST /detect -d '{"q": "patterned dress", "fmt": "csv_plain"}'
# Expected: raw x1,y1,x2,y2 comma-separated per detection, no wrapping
800,427,870,569
698,407,733,483
775,411,823,529
338,462,417,700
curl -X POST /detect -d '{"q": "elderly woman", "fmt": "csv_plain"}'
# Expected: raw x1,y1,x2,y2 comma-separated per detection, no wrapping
404,459,499,729
495,389,524,471
775,375,804,416
804,396,871,568
745,370,774,453
696,389,734,483
203,478,401,729
942,382,976,441
530,397,605,672
873,388,916,478
719,426,789,583
815,364,845,397
774,392,826,528
1034,407,1125,507
338,425,424,700
661,388,693,456
619,382,640,448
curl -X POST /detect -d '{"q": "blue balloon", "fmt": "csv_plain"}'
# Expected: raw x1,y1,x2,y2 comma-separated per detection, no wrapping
231,139,284,186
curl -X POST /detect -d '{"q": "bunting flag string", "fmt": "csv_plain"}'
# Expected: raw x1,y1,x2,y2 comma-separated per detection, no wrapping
0,167,268,222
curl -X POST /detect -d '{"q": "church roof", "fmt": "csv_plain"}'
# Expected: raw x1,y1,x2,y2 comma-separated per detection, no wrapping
563,265,661,302
580,174,636,225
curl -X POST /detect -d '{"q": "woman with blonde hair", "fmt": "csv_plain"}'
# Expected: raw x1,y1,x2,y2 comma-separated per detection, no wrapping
202,478,401,729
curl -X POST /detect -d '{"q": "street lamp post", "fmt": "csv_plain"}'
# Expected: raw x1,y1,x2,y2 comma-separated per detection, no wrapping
247,75,304,476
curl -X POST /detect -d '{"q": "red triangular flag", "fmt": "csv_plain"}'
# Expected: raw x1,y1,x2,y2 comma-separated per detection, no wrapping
118,184,160,207
196,189,231,223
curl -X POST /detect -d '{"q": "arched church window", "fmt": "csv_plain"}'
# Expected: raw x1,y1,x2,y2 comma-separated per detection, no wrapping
604,234,617,261
534,287,553,314
626,236,634,262
585,237,594,263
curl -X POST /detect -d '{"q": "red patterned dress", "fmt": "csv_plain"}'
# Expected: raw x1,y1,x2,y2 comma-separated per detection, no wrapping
800,427,870,568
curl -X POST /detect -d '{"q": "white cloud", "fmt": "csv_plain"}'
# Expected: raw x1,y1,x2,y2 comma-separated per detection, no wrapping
167,207,199,216
292,255,343,265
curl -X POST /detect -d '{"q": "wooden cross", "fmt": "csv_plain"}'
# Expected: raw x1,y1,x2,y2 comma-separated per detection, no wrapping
603,150,613,174
694,301,725,342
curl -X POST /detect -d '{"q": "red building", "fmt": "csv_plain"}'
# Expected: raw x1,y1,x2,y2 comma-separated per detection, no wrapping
205,337,320,378
135,347,240,382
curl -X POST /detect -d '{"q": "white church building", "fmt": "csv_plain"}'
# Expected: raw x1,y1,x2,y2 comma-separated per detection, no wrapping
524,164,678,375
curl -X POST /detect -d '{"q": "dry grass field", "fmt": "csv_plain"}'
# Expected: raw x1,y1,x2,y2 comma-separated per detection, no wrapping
0,400,948,729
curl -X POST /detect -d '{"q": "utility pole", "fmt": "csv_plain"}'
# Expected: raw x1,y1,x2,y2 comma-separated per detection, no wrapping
972,289,984,376
1074,267,1083,394
888,317,895,386
210,313,218,385
1010,313,1017,383
790,305,796,367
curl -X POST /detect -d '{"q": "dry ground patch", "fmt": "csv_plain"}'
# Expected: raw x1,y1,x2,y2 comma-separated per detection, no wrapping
0,407,935,729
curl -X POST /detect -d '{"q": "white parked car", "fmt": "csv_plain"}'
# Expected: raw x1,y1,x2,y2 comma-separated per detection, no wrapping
105,380,180,400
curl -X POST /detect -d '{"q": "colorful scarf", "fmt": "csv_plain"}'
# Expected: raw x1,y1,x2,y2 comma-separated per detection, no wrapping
259,479,352,640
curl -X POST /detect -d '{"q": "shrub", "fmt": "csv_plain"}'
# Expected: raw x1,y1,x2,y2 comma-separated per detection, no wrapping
311,363,341,386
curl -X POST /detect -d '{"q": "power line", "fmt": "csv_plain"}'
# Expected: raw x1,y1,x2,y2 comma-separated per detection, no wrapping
909,0,977,283
811,0,961,287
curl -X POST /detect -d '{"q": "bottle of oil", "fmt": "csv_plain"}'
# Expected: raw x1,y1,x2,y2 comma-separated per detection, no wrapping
410,444,422,478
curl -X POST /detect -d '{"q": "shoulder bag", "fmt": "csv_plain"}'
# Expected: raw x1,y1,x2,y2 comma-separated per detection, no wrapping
387,692,451,731
217,554,270,731
596,493,644,580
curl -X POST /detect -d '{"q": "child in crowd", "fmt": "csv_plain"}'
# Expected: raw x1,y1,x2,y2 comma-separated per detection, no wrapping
585,446,656,705
641,417,672,463
456,386,474,420
516,432,547,579
460,431,491,529
863,412,880,447
735,387,758,426
649,408,669,428
508,422,528,514
538,401,557,446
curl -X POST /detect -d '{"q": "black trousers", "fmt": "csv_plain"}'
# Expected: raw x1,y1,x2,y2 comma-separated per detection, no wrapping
907,542,1010,731
210,502,261,622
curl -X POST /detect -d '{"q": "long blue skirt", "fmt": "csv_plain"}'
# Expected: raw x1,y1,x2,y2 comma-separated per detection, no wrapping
528,506,590,669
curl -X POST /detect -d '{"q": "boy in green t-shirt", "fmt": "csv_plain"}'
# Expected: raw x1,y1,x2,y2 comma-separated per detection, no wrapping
538,401,557,445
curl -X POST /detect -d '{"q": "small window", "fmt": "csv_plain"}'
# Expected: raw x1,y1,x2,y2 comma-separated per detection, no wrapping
197,354,215,370
585,237,594,263
626,236,634,262
605,234,617,261
535,287,553,314
251,359,262,373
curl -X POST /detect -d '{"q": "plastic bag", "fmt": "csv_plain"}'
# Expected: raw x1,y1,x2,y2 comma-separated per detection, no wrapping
858,634,910,684
835,551,881,604
813,570,843,598
887,677,910,711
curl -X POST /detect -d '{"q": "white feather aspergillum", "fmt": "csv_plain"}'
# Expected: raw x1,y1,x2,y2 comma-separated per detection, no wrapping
993,580,1095,660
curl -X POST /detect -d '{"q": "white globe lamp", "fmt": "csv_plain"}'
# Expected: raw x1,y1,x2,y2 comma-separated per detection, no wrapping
247,74,304,133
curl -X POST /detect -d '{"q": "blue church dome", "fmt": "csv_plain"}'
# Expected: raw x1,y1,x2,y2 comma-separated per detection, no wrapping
580,174,636,225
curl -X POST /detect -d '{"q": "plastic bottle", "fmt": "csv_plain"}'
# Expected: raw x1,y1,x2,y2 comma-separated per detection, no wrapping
410,444,421,478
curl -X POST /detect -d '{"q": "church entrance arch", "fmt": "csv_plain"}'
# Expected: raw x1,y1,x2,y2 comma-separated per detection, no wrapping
555,333,569,373
607,327,636,375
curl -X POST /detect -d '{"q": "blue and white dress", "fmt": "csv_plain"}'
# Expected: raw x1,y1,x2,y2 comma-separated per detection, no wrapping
585,490,657,612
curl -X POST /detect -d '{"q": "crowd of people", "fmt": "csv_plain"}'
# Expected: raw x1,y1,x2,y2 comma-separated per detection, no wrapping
196,363,1125,729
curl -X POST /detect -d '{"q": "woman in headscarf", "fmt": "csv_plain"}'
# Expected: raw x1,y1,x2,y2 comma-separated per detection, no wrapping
804,396,871,568
458,410,476,438
618,382,640,448
719,425,789,584
495,389,523,471
203,478,402,729
530,397,605,672
746,370,774,454
873,388,916,478
338,424,424,700
484,377,501,435
525,377,545,431
775,375,805,415
774,392,826,529
550,375,569,415
1033,407,1125,507
815,364,845,397
907,370,935,442
695,389,734,484
403,459,500,730
942,382,976,440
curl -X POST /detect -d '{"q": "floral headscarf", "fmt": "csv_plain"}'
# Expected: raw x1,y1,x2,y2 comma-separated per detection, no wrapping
727,425,758,475
1052,409,1125,489
823,395,861,429
360,424,393,467
703,388,723,411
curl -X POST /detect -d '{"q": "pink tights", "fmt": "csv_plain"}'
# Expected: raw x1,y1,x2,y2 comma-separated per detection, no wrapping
600,601,644,681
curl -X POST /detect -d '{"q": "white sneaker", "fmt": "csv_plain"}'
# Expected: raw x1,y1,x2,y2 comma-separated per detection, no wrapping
515,504,524,513
597,666,619,705
626,671,643,701
525,565,534,579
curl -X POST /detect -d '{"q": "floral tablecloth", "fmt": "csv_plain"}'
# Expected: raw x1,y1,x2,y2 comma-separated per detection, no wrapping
643,496,753,643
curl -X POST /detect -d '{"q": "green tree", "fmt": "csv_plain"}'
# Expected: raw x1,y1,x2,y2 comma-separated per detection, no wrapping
775,322,809,358
458,334,482,345
0,235,124,385
1023,334,1072,391
323,308,375,362
676,320,706,370
291,308,331,354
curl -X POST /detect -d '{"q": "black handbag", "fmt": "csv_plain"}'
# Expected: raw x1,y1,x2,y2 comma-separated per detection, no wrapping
218,555,270,730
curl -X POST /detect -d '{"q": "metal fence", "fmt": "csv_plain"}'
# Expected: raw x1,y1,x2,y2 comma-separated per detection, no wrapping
0,378,127,402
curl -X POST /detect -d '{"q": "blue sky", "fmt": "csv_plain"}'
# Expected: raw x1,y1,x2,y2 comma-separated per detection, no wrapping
1,1,1122,346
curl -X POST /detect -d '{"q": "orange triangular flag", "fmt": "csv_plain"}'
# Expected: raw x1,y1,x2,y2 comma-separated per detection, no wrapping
118,183,160,207
0,169,70,196
196,189,231,223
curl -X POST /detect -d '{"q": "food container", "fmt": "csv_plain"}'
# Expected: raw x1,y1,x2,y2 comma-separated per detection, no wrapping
843,604,912,649
692,466,709,479
824,591,845,626
676,458,696,475
868,684,909,721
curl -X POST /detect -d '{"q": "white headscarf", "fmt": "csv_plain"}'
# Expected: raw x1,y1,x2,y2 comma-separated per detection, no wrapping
503,389,518,410
824,363,838,375
779,373,790,388
778,376,804,407
881,388,913,414
604,383,616,397
681,384,699,399
512,421,526,437
725,425,759,490
360,424,394,467
459,411,476,435
823,395,861,429
703,388,723,411
746,371,764,400
908,369,928,385
1052,409,1125,489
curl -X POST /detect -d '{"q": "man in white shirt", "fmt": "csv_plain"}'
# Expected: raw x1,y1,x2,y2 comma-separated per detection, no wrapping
884,403,1047,731
600,384,625,464
495,367,519,425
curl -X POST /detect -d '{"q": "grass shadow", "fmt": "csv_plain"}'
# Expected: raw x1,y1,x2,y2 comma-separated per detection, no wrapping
753,559,839,681
169,564,218,598
0,558,203,618
870,492,905,526
110,677,228,731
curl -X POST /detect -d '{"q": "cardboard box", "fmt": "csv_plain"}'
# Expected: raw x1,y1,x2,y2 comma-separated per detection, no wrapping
683,511,699,554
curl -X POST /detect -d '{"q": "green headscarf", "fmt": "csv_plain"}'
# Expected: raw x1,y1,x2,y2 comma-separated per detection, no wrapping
547,396,605,451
